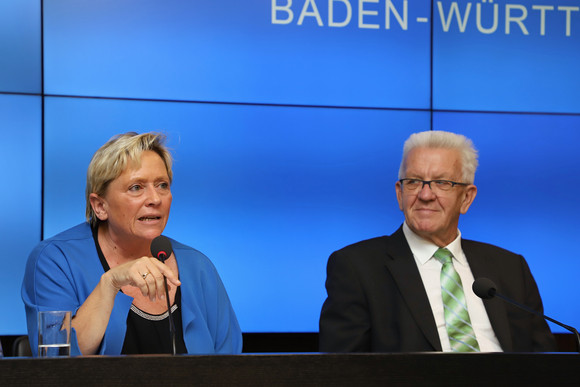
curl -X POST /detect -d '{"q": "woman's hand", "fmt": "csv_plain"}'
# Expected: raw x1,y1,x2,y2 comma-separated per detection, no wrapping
106,256,181,301
72,255,181,355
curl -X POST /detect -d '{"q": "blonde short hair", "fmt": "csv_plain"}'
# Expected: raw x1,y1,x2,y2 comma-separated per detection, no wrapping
85,132,173,226
398,130,478,184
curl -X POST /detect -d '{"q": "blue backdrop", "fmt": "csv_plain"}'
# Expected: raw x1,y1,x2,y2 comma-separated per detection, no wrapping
1,0,579,335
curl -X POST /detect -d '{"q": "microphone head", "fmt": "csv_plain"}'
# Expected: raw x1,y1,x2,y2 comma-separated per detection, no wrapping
472,278,497,299
151,235,173,263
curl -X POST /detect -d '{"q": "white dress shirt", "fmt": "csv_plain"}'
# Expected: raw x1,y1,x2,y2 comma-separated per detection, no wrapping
402,222,503,352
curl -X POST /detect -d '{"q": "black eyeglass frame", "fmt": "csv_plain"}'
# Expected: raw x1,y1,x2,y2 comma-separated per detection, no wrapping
398,178,469,192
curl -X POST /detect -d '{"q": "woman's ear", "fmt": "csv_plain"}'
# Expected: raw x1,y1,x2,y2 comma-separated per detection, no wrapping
89,193,109,221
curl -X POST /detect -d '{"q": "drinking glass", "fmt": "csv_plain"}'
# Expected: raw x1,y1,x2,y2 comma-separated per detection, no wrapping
38,311,71,357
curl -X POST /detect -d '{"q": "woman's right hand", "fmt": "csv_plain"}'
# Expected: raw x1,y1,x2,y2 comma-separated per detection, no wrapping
105,255,181,301
72,254,181,355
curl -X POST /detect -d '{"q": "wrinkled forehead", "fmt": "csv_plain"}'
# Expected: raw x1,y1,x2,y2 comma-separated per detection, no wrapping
403,147,463,178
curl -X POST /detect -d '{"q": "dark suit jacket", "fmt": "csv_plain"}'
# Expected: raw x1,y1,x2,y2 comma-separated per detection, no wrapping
319,226,556,352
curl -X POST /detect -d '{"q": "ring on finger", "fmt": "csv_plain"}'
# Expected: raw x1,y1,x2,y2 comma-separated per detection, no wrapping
141,272,149,279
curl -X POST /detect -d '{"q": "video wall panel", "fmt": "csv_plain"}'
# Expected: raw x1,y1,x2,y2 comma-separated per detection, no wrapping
434,111,580,330
0,0,41,94
43,0,431,108
43,96,429,331
0,94,42,334
1,0,578,336
433,0,580,113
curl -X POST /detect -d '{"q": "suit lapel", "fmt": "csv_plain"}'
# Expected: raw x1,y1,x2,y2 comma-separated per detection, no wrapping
462,240,513,351
384,227,442,351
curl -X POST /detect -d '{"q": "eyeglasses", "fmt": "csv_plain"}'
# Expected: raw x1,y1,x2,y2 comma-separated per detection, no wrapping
399,178,469,193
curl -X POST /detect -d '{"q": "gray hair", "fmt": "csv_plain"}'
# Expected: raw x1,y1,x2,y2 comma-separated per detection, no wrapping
398,130,478,183
85,132,173,226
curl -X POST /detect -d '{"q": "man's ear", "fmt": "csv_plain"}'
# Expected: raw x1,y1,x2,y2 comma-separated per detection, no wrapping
89,193,109,221
460,184,477,214
395,180,404,211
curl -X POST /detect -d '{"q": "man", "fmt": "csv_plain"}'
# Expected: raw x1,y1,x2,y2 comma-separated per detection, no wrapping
319,130,556,352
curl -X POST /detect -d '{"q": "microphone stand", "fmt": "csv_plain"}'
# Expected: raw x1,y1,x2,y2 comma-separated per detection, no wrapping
163,277,177,356
494,292,580,352
151,236,177,355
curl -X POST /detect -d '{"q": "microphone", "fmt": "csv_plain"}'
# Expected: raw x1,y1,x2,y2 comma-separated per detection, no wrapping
473,278,580,352
151,235,173,263
150,235,176,355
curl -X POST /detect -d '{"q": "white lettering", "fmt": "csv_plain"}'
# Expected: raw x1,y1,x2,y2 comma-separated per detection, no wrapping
386,0,408,30
558,6,579,36
476,1,498,34
298,0,324,26
359,0,380,29
329,0,352,27
505,4,529,35
270,0,577,37
437,1,472,32
272,0,294,25
532,5,554,36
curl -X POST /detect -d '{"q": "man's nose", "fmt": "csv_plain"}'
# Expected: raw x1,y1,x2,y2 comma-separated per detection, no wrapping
417,181,436,199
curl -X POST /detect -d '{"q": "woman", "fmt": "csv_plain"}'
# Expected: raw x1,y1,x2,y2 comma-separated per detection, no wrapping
22,132,242,356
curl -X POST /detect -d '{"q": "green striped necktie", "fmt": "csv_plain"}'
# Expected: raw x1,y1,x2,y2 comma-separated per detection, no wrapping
434,248,480,352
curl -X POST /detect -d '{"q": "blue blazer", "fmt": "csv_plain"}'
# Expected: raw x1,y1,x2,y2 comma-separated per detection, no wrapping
22,223,242,356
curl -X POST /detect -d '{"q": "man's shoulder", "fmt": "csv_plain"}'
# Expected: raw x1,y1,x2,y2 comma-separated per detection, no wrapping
333,227,405,257
336,235,388,253
461,238,520,258
326,230,410,277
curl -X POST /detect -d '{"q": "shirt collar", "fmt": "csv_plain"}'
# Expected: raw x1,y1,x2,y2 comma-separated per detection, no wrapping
402,222,466,266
